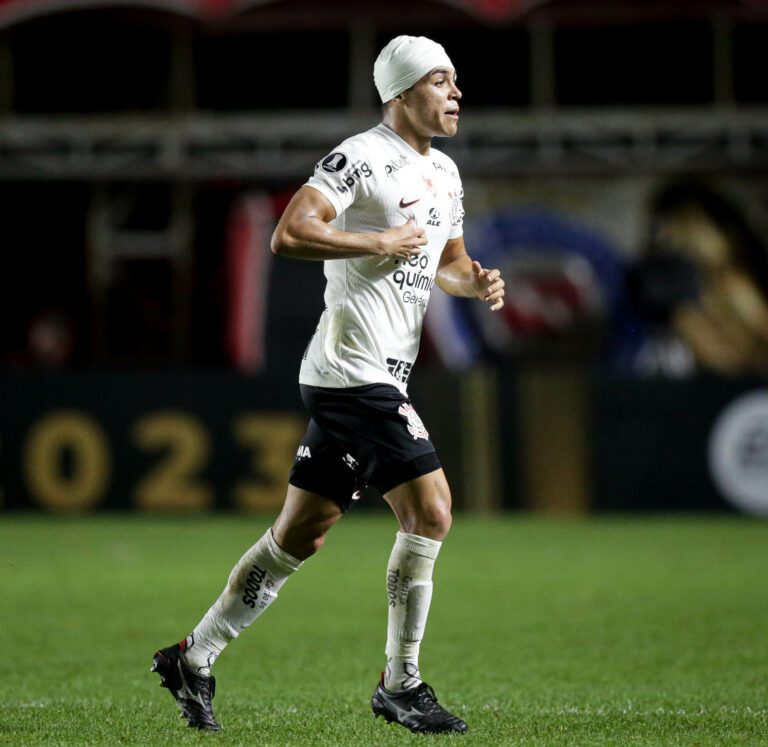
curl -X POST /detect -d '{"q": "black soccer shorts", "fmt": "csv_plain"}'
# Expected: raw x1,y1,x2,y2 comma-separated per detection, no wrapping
288,383,441,511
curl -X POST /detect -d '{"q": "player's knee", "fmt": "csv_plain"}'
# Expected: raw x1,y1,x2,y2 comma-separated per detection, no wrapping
422,502,452,538
302,530,328,557
402,500,452,540
277,520,331,560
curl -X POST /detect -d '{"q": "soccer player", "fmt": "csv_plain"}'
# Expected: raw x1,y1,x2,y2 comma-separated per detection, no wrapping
151,35,505,735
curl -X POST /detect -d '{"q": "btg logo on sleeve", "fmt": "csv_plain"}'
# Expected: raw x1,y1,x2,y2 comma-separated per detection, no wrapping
317,151,374,195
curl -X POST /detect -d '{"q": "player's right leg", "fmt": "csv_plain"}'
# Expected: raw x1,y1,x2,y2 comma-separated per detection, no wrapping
295,384,466,733
371,468,467,734
151,485,343,731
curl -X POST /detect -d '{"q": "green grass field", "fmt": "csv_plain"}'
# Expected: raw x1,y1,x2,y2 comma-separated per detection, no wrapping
2,513,767,746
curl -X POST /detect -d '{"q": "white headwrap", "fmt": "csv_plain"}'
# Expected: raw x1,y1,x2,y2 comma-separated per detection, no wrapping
373,35,454,103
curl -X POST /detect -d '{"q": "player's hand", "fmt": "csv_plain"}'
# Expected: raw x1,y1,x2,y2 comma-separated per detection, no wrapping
375,219,427,260
471,261,505,311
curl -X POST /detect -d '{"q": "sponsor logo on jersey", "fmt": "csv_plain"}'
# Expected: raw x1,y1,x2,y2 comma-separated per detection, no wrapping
385,153,410,176
433,160,458,179
387,357,413,384
333,160,373,194
401,291,430,307
320,152,347,173
392,254,435,290
398,402,430,440
399,197,420,208
391,254,435,307
394,254,429,268
392,266,434,292
296,444,312,458
426,207,441,227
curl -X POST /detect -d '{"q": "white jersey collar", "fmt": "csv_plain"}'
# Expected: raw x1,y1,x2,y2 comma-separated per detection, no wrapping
375,123,432,160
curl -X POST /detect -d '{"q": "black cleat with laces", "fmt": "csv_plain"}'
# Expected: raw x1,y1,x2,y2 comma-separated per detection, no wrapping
371,675,468,734
151,642,221,731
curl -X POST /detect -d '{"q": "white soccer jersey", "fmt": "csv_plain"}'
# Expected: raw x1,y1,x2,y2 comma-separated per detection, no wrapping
299,123,465,395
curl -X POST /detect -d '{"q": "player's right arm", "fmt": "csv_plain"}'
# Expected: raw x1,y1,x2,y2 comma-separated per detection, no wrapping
271,186,426,261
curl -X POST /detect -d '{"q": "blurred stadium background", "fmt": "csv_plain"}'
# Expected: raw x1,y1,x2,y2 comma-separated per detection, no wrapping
2,0,768,518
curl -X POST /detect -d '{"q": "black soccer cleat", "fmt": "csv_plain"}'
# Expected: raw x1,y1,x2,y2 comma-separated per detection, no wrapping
151,642,221,731
371,675,468,734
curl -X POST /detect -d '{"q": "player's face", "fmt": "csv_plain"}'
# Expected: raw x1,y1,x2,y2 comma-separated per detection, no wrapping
402,67,462,139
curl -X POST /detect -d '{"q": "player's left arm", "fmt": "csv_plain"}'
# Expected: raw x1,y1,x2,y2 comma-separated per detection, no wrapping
436,236,505,311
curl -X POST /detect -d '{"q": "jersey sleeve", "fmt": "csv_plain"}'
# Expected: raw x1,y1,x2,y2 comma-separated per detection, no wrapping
447,180,465,240
305,137,378,218
435,152,464,240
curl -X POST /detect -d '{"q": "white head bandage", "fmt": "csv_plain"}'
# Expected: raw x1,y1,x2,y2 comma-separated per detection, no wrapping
373,35,454,103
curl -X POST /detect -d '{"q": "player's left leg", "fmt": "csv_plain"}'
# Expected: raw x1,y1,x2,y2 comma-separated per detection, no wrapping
180,486,344,675
152,487,343,731
371,468,468,734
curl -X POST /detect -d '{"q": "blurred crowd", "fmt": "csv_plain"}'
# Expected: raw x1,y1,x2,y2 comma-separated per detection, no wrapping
623,183,768,377
5,180,768,380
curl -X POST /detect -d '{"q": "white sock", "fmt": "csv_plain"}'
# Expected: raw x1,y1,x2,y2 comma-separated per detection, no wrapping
383,531,442,692
181,528,302,675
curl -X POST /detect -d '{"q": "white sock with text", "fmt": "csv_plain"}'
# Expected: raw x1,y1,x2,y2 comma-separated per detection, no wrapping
181,529,302,675
383,531,442,692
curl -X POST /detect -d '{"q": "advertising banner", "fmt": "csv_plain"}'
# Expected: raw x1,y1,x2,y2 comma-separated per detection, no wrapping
0,371,304,512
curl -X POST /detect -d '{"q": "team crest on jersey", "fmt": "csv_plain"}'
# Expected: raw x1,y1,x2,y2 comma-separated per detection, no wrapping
320,152,348,173
398,403,429,441
449,189,464,226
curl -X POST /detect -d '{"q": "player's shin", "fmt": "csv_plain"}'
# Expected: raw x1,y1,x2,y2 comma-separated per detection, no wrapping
384,531,442,692
182,529,303,675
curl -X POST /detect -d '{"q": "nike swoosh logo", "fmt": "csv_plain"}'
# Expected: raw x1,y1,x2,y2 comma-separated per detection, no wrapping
399,198,420,208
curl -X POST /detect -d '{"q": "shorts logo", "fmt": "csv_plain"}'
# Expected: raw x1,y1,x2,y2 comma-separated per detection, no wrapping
398,403,429,441
321,152,347,173
342,452,359,471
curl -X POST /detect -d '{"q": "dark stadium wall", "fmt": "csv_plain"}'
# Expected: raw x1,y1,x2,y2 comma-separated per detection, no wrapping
2,1,768,518
2,368,767,515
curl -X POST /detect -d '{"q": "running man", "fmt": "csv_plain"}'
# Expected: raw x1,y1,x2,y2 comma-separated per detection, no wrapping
151,34,505,735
